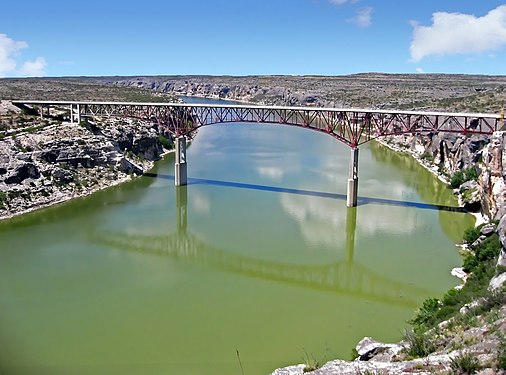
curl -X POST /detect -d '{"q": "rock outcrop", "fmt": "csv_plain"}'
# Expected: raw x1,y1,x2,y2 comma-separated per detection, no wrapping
0,116,172,220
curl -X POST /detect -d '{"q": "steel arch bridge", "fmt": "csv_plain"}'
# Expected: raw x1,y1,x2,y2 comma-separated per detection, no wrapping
12,100,504,206
13,100,502,147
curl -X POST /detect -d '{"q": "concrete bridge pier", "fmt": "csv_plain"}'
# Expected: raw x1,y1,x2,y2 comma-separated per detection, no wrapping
175,136,187,186
69,104,74,123
69,104,81,124
346,147,359,207
39,105,46,120
76,104,81,124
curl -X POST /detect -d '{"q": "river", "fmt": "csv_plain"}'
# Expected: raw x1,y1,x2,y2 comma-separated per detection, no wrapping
0,97,474,374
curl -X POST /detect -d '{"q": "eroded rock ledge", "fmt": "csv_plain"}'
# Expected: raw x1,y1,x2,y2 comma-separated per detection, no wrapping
0,111,172,220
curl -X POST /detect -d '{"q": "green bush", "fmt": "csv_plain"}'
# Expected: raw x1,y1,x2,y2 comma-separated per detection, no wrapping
464,234,501,273
158,135,173,150
451,170,465,189
465,167,479,181
463,255,479,273
497,333,506,370
410,298,440,329
403,330,436,358
450,167,479,189
449,351,480,374
463,226,482,244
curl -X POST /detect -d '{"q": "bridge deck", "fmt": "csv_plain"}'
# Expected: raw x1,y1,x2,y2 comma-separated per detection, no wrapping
12,100,502,119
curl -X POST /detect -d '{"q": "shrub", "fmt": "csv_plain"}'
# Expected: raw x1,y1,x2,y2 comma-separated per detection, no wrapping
463,226,482,244
464,234,501,273
497,333,506,370
410,298,440,329
158,134,173,150
450,167,479,189
403,330,436,358
463,254,479,273
449,351,480,374
450,171,465,189
302,350,320,373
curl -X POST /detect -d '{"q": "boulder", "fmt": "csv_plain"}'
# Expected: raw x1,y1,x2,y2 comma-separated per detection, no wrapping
4,162,40,184
498,215,506,249
488,272,506,292
16,152,32,162
132,136,163,161
52,168,74,184
497,248,506,268
118,157,143,175
480,223,497,236
39,150,59,163
355,337,403,361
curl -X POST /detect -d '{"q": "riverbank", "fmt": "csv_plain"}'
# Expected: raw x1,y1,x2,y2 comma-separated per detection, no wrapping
0,106,174,221
270,131,506,374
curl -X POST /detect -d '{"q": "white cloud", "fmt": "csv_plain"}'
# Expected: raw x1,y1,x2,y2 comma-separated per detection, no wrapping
329,0,357,5
416,67,425,74
19,57,47,77
347,7,373,28
410,5,506,62
0,33,28,76
0,33,47,77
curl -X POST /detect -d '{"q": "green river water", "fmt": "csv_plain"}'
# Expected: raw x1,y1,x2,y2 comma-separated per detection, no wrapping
0,98,474,374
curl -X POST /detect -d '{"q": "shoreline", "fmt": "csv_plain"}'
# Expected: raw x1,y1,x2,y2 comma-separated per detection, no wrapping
0,147,176,223
376,137,487,226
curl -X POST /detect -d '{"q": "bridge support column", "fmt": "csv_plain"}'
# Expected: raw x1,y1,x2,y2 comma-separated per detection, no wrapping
175,136,187,186
346,147,359,207
76,104,81,124
69,104,74,124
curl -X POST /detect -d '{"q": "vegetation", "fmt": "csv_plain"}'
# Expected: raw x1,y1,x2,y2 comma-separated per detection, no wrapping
0,78,179,103
450,167,479,189
302,350,320,373
403,223,504,365
157,134,173,150
449,351,481,374
403,329,436,358
0,191,6,208
462,234,501,273
420,152,435,162
496,333,506,370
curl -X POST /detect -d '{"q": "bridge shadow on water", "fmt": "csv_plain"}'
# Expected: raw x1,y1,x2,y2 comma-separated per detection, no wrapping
143,172,467,213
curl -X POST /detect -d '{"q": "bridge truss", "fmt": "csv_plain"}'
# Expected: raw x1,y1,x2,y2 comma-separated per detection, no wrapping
12,100,503,206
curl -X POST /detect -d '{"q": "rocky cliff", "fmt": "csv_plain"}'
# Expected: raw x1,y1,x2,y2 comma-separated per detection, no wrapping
100,73,506,112
0,103,172,220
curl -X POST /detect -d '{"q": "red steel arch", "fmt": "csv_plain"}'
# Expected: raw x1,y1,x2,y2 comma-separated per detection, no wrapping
12,101,503,148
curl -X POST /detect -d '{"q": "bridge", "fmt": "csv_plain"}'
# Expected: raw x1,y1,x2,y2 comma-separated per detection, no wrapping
12,100,503,206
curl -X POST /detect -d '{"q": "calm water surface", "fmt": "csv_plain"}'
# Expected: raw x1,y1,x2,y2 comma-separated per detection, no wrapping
0,98,474,374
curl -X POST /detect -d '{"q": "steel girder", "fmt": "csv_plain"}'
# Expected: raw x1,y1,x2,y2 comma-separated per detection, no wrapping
79,104,500,147
12,101,502,147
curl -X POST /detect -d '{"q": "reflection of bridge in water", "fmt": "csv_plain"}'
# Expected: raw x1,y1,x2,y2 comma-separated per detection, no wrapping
92,187,435,309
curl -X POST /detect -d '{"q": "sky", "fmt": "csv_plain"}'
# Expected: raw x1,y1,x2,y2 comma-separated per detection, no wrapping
0,0,505,77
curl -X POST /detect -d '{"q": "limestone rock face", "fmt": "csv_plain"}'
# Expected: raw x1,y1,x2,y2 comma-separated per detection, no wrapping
0,117,167,220
52,168,74,184
489,272,506,291
4,162,40,184
355,337,403,361
480,132,506,219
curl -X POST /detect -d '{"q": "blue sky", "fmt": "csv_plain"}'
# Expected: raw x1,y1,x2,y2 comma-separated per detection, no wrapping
0,0,505,77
